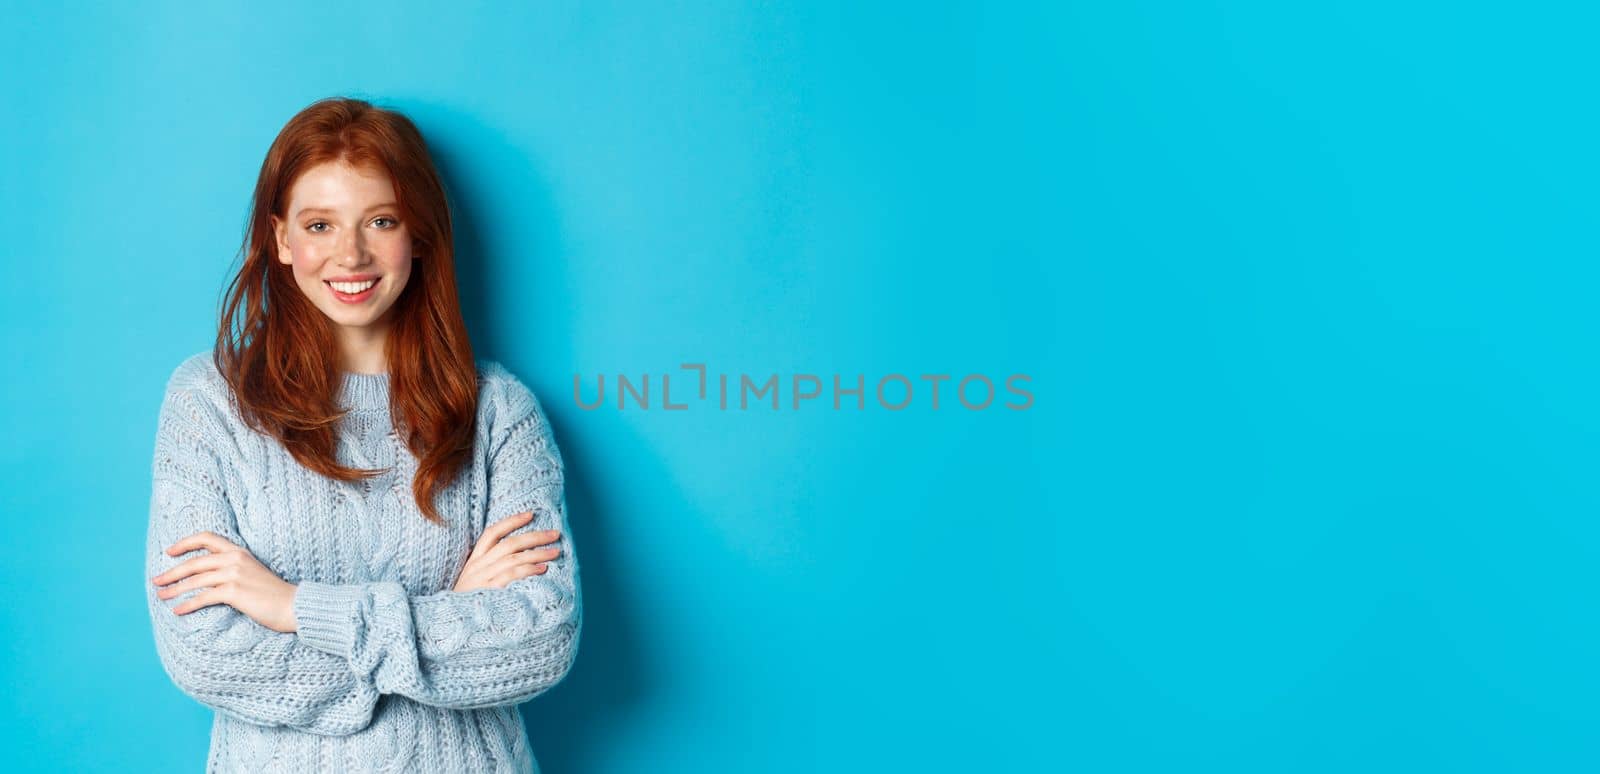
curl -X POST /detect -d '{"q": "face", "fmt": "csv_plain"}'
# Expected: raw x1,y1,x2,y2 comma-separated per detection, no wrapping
271,160,415,333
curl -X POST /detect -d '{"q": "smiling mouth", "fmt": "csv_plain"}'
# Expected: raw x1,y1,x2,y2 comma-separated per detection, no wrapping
326,277,381,302
326,277,380,292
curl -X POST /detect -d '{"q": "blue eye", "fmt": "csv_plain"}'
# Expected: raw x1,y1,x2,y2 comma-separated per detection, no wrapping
372,217,397,228
307,222,329,233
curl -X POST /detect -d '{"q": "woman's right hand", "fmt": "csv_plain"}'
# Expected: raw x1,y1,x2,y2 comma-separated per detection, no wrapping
452,511,563,592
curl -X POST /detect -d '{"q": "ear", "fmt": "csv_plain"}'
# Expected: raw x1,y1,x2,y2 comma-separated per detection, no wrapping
270,215,291,265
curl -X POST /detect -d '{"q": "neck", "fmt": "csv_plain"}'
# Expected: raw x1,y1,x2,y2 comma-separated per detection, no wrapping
335,320,390,375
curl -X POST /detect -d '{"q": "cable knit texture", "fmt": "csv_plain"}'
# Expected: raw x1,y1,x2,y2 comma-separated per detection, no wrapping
145,351,582,773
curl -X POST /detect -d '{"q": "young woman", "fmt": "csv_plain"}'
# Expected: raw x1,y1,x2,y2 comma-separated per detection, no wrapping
144,97,581,773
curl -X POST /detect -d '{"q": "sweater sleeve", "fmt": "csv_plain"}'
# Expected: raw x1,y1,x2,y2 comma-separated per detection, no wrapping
290,378,582,710
146,385,382,736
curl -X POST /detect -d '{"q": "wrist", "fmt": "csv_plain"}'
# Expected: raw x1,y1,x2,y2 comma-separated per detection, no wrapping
287,583,300,632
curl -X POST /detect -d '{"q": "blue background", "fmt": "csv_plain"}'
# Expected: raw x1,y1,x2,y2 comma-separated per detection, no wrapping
2,1,1594,771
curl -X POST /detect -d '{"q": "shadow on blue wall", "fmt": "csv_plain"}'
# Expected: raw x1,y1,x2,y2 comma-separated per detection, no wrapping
424,104,652,770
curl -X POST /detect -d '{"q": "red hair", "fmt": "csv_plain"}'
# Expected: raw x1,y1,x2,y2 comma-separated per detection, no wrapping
214,96,477,526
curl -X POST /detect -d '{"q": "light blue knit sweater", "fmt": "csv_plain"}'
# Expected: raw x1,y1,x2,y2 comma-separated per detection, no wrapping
145,351,582,773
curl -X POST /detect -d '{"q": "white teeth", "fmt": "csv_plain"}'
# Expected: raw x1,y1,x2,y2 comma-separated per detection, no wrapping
329,279,378,294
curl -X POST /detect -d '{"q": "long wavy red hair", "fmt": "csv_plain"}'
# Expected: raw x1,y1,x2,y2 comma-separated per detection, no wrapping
214,96,477,526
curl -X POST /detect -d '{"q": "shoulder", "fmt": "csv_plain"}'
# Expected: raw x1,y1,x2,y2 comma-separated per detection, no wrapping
153,350,248,462
157,350,240,431
475,359,547,421
160,350,227,407
164,350,226,395
475,359,561,460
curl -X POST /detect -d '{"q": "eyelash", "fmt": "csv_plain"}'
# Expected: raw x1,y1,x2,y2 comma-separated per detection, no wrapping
306,217,398,233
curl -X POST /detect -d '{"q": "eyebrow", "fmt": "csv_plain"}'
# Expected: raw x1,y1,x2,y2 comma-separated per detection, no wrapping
294,202,399,218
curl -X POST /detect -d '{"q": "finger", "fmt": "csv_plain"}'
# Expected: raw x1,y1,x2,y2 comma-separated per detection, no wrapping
172,588,227,615
489,562,548,588
152,554,229,586
469,511,531,560
164,532,239,558
453,553,501,590
482,529,562,563
469,511,533,561
485,546,561,578
165,531,237,556
460,525,550,582
483,546,560,582
157,569,228,600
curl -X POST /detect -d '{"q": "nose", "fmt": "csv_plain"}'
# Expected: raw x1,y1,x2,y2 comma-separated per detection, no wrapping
336,228,372,267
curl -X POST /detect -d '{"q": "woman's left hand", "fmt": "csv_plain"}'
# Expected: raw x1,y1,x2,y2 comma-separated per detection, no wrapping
151,532,300,633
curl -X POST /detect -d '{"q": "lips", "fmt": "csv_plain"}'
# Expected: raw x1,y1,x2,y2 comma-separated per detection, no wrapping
326,277,380,303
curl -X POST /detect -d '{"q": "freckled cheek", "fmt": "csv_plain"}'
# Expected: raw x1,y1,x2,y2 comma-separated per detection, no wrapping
283,242,329,276
374,237,414,269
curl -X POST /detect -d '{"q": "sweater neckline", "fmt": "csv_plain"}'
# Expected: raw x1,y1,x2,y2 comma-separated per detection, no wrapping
338,370,390,411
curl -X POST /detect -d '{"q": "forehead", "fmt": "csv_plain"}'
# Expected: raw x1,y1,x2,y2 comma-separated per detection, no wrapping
286,160,396,211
